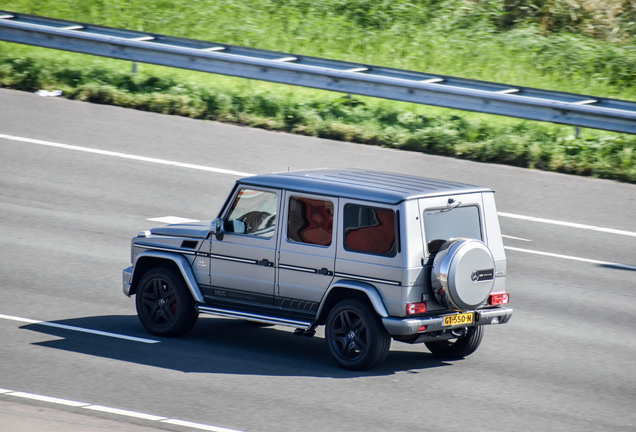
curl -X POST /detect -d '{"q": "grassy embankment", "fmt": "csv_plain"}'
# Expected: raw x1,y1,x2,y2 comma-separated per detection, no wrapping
1,0,636,182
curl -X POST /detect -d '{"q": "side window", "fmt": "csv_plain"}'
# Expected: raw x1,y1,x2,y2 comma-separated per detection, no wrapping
287,196,334,247
343,204,396,257
224,189,278,238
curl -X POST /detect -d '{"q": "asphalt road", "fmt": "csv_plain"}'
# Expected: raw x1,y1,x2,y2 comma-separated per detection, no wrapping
1,87,635,432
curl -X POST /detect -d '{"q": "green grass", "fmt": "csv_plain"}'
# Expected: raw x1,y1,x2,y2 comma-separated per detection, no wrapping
1,0,636,182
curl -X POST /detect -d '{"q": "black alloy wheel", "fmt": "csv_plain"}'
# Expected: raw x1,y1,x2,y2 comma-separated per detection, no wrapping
135,267,198,337
425,325,484,359
325,299,391,371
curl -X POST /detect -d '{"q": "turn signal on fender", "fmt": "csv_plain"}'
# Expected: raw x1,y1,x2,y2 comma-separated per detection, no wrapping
407,302,428,315
489,292,510,305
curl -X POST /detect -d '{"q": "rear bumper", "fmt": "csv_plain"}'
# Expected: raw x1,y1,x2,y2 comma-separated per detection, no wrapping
382,306,513,337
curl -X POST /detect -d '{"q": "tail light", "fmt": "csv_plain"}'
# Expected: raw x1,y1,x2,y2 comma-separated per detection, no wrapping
407,302,427,315
489,292,510,305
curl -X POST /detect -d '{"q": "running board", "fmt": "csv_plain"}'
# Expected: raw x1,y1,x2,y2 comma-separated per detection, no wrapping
197,305,312,329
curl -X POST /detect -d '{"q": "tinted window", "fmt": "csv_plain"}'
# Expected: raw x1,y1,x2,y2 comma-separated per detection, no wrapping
287,196,334,246
344,204,396,256
424,205,482,250
225,189,278,238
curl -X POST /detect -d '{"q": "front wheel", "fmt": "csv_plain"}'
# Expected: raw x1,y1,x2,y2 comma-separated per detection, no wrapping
325,299,391,371
425,326,484,359
135,267,198,337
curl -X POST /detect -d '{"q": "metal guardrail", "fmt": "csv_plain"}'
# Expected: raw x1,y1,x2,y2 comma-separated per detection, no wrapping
2,11,636,134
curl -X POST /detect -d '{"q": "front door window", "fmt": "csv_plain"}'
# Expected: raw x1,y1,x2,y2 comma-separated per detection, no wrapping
224,188,278,238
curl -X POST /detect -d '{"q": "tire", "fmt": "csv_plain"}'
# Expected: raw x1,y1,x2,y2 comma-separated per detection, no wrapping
135,267,198,337
325,299,391,371
425,325,484,359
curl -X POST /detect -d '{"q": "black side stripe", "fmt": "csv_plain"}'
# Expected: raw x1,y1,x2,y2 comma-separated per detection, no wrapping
334,272,401,286
135,243,196,255
278,263,317,274
210,254,258,265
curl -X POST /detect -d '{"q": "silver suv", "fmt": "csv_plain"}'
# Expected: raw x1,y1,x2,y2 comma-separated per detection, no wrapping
123,169,512,370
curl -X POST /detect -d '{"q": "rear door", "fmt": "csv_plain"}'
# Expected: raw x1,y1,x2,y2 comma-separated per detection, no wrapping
276,192,338,314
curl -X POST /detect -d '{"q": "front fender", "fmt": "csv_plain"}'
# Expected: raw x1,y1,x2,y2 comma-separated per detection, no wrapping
127,251,205,303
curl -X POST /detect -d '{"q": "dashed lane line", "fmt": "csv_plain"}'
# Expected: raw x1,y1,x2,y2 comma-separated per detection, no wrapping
3,132,635,239
148,216,201,224
10,392,89,407
498,212,636,238
0,133,255,177
501,234,532,242
83,405,168,421
0,389,243,432
504,246,636,271
0,314,160,344
162,419,243,432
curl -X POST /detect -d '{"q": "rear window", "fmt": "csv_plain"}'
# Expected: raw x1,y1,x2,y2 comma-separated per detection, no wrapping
424,205,482,249
343,204,396,257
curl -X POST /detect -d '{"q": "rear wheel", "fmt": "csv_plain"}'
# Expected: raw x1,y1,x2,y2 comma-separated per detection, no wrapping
425,326,484,359
325,299,391,371
135,268,198,337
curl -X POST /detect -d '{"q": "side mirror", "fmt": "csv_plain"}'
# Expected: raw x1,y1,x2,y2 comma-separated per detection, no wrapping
211,217,224,241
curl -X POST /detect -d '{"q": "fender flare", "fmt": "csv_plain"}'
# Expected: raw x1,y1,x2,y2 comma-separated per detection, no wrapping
131,251,205,303
316,279,389,319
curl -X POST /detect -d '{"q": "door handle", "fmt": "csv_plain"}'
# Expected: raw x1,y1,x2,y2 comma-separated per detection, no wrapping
317,268,333,276
258,259,274,267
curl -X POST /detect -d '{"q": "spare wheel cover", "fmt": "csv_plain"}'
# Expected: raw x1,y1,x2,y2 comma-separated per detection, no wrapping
432,238,495,310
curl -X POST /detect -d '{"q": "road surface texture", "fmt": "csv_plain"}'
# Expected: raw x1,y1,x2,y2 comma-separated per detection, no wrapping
1,88,635,432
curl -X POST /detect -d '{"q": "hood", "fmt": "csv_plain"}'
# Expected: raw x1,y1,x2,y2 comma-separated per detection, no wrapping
150,222,211,239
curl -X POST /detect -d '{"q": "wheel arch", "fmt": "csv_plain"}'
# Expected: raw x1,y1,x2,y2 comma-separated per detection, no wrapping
130,251,205,303
315,280,389,326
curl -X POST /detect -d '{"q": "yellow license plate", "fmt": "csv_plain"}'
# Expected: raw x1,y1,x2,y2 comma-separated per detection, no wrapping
442,312,474,326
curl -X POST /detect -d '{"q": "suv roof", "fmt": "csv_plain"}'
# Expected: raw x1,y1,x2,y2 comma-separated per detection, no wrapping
240,169,491,204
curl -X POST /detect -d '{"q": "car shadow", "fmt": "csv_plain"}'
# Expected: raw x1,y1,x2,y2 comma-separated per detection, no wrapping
599,263,636,272
21,315,451,378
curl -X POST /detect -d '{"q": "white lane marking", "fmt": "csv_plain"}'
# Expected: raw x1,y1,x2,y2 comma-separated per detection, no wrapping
501,234,532,242
83,405,168,421
1,389,244,432
0,133,255,177
504,246,636,271
0,314,160,344
3,133,633,239
10,392,89,407
498,212,636,238
148,216,201,224
162,419,242,432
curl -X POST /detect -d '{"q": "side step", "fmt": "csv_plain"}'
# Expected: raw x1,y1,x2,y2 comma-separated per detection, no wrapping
197,305,312,330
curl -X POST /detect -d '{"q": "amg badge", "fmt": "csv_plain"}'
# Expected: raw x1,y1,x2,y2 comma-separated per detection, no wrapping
471,269,494,282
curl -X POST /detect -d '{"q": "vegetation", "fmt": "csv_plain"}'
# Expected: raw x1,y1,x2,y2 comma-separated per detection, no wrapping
1,0,636,182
